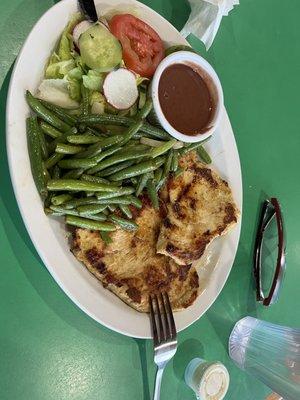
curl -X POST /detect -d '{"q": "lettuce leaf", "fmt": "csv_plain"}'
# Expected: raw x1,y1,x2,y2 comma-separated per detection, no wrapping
45,59,75,79
82,70,104,91
90,91,105,114
136,75,149,86
68,66,83,80
58,12,84,61
37,79,79,109
68,79,81,102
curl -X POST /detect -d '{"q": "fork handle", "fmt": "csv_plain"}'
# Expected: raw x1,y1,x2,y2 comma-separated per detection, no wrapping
153,367,164,400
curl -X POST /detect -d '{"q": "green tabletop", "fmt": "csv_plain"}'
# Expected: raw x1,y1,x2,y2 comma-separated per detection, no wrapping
1,0,300,399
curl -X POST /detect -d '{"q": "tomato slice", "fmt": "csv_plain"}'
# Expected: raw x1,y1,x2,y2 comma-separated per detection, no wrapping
109,14,165,78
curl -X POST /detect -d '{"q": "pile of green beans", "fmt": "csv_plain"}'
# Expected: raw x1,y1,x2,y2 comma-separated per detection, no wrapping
26,91,212,236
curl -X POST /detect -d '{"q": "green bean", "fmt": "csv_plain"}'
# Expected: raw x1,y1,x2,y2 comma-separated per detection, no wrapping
100,231,112,244
58,158,97,169
52,165,61,179
131,177,138,185
146,178,159,209
76,204,108,215
170,151,179,172
37,125,49,160
74,142,102,159
63,197,99,209
40,99,77,125
85,146,122,173
109,215,138,231
26,91,70,132
79,114,169,140
80,174,110,185
151,139,176,158
47,179,121,192
65,215,115,231
55,143,84,154
156,177,166,191
63,169,85,179
40,121,63,138
83,213,107,222
85,191,95,197
78,123,87,133
137,98,153,119
129,102,137,117
88,148,150,175
197,145,212,164
162,151,173,179
119,204,132,219
154,168,163,184
95,187,135,200
181,138,210,155
108,205,116,212
145,109,161,127
45,207,62,216
67,135,100,144
48,206,107,221
96,160,135,177
119,143,148,153
174,167,183,178
94,196,132,205
74,135,122,159
109,157,165,181
119,120,143,146
51,194,73,206
136,173,149,196
45,153,64,169
127,195,143,209
85,127,103,137
81,84,89,117
138,84,147,110
27,117,48,200
48,127,78,152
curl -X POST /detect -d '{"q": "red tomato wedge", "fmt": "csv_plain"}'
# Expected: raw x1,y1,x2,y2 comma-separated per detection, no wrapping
109,14,165,78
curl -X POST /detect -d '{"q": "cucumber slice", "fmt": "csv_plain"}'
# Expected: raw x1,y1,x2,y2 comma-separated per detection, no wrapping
79,24,122,70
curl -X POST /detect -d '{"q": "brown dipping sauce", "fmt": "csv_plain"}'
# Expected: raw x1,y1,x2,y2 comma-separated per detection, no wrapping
158,63,215,136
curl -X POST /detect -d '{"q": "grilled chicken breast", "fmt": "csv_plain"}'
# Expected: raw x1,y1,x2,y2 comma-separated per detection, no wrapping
72,196,199,313
157,152,239,265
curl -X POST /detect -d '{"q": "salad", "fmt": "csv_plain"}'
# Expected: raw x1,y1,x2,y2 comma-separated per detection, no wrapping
25,11,211,238
36,12,165,111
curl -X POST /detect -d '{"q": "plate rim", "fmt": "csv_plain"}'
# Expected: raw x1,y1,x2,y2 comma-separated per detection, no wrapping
6,0,243,338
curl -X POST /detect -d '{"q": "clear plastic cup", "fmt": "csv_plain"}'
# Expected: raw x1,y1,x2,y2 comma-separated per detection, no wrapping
229,316,300,400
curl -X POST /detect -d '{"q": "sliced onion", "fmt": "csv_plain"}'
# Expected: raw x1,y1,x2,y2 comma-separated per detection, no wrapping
73,20,93,47
98,17,110,30
140,137,184,149
103,68,138,110
140,137,163,147
173,141,184,149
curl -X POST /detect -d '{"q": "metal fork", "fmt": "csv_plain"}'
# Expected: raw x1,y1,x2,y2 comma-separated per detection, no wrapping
149,292,178,400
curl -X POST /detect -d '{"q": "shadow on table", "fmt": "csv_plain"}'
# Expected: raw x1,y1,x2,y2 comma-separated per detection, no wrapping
134,339,151,400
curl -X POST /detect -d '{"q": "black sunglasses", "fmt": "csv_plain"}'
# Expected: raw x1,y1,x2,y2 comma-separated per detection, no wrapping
253,198,286,306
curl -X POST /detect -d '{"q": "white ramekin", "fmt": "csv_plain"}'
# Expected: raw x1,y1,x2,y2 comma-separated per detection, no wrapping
151,51,224,143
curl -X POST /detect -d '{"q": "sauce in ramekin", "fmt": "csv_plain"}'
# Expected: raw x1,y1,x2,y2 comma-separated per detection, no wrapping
158,63,215,136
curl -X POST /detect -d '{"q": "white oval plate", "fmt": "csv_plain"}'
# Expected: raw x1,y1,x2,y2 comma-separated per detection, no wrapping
6,0,242,338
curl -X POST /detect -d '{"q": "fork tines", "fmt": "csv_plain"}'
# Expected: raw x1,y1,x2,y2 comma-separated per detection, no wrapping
149,292,177,345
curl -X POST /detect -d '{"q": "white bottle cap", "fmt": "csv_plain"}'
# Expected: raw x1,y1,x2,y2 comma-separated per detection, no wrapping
198,363,229,400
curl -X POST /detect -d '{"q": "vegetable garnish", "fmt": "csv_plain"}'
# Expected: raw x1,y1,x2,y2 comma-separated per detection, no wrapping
109,14,165,78
25,12,212,234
